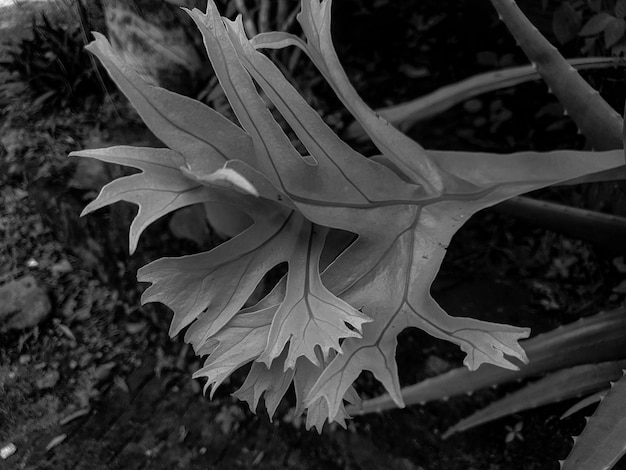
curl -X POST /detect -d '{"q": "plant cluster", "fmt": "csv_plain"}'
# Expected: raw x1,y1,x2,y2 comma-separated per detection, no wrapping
0,9,107,111
553,0,626,55
76,0,625,468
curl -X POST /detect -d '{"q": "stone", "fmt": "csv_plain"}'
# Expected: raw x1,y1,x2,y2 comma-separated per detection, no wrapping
0,276,51,333
36,370,61,390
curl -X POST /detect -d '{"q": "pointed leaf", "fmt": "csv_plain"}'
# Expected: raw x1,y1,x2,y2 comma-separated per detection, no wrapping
72,146,209,253
343,57,623,140
258,0,445,193
580,12,615,36
192,305,274,397
139,208,294,340
233,349,295,418
561,390,607,419
351,307,626,416
491,0,623,150
86,33,255,173
259,224,370,369
562,371,626,470
444,360,626,438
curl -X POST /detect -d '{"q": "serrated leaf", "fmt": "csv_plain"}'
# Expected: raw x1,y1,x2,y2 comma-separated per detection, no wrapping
604,17,626,47
561,390,607,419
343,57,625,141
352,307,626,416
562,371,626,470
580,12,615,36
233,349,295,418
258,224,370,369
293,353,359,432
553,2,582,44
192,305,274,396
444,360,626,438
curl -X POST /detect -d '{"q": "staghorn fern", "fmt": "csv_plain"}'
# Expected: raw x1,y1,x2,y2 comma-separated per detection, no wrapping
75,0,626,467
352,1,626,469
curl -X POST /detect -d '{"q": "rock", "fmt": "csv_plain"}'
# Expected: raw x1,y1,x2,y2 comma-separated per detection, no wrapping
36,370,61,390
0,276,51,333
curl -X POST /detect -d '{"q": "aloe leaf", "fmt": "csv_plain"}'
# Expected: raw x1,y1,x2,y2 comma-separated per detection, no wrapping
443,360,626,438
490,0,624,150
561,390,608,419
86,33,256,173
561,371,626,470
343,58,624,141
351,307,626,416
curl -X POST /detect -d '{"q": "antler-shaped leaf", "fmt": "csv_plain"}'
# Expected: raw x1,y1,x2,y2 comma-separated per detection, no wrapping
79,1,626,427
252,1,445,193
71,145,266,253
351,307,626,415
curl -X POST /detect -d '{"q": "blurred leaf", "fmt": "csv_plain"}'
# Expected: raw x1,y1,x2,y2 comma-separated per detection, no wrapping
553,2,582,44
604,17,626,47
580,12,615,36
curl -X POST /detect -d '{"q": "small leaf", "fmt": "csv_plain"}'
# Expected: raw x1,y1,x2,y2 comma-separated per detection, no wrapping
579,12,615,36
233,349,295,418
553,3,582,44
604,18,626,47
193,305,273,396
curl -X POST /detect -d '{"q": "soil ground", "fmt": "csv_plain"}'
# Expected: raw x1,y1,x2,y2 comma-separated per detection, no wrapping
1,1,626,469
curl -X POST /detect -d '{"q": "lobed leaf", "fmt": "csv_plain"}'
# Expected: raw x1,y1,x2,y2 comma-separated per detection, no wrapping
254,1,446,194
78,0,626,426
351,307,626,416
